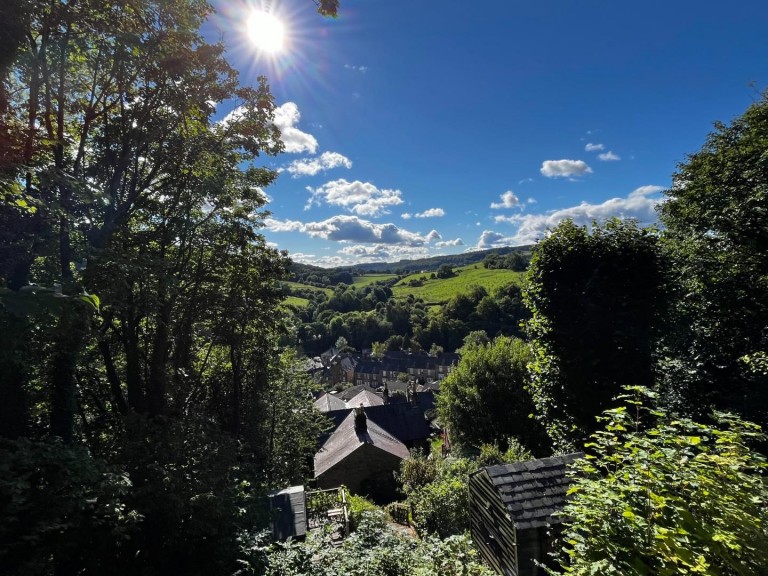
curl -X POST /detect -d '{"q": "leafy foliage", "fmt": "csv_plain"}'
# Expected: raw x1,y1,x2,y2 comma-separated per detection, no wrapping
262,512,495,576
658,93,768,428
438,336,547,454
555,388,768,576
525,218,668,450
0,438,136,576
400,456,477,538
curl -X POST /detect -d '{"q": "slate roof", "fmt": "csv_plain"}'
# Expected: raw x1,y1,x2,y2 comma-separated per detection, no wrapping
314,392,347,412
346,389,385,408
362,403,431,443
483,452,583,530
337,385,367,401
314,411,410,478
318,402,431,446
355,360,381,375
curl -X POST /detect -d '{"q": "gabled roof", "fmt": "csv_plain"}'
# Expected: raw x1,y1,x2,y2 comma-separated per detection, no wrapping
337,385,367,401
318,402,431,446
346,389,384,408
362,403,431,443
314,392,347,412
479,452,583,530
314,412,410,478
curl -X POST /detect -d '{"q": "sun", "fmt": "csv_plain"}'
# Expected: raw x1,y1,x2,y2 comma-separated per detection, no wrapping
247,10,285,53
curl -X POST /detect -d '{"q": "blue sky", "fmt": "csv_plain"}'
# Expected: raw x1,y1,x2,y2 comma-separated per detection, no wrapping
207,0,768,267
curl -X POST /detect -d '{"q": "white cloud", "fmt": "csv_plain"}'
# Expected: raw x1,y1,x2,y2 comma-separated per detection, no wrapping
401,213,412,219
475,230,514,249
598,151,621,161
344,64,368,73
541,159,593,179
492,185,665,245
435,238,464,248
273,102,318,153
527,197,537,204
265,214,439,246
414,208,445,218
585,143,605,151
285,151,352,177
490,191,520,209
305,179,404,217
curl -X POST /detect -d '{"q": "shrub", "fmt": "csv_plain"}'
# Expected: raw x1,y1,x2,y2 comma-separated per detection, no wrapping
554,387,768,575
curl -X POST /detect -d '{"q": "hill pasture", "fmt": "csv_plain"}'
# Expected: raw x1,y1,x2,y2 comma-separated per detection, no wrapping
392,265,524,305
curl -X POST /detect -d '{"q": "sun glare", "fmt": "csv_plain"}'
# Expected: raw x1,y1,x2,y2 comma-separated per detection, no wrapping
248,10,285,53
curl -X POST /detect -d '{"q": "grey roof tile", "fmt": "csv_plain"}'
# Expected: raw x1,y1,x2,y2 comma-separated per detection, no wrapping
481,452,583,530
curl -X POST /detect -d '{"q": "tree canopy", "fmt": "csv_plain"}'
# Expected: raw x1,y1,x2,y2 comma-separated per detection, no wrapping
438,335,547,454
524,218,668,449
659,93,768,428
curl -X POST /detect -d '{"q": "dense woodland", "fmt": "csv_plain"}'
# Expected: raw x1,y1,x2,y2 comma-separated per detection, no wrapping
1,0,767,574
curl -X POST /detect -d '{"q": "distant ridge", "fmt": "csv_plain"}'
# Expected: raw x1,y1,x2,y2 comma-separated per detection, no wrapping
288,245,532,276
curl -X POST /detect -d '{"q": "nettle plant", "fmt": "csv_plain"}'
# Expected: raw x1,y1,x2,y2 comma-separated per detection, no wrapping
554,387,767,576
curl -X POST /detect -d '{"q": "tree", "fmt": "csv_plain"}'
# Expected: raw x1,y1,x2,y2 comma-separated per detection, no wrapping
555,388,768,575
436,264,455,279
659,94,768,428
0,0,326,573
438,336,547,454
524,218,668,450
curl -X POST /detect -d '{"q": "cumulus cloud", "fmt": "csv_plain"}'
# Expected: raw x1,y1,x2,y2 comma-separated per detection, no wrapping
401,213,412,219
598,151,621,161
285,151,352,177
585,143,605,151
475,230,514,249
490,191,520,209
265,214,440,246
492,185,665,245
435,238,464,248
344,64,368,73
414,208,445,218
541,159,593,178
305,179,404,217
273,102,318,153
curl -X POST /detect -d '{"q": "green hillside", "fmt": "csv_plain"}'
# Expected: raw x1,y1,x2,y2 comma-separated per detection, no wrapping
282,295,311,308
352,274,398,287
282,281,334,297
392,265,524,305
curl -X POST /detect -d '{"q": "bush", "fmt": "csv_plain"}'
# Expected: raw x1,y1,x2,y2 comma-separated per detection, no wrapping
346,493,381,531
406,458,475,538
261,514,495,576
554,387,768,575
0,438,136,576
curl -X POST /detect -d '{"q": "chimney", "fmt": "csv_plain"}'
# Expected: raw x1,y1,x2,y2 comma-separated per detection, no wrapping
354,405,367,433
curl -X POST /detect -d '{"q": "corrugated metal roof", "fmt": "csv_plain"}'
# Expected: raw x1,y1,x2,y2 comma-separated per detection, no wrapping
483,452,582,530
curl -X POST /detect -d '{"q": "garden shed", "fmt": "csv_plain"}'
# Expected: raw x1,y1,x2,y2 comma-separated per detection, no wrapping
469,453,582,576
268,485,306,541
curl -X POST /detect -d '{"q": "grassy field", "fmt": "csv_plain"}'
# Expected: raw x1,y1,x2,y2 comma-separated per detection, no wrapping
352,274,398,287
282,295,311,308
392,265,524,305
283,281,334,297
